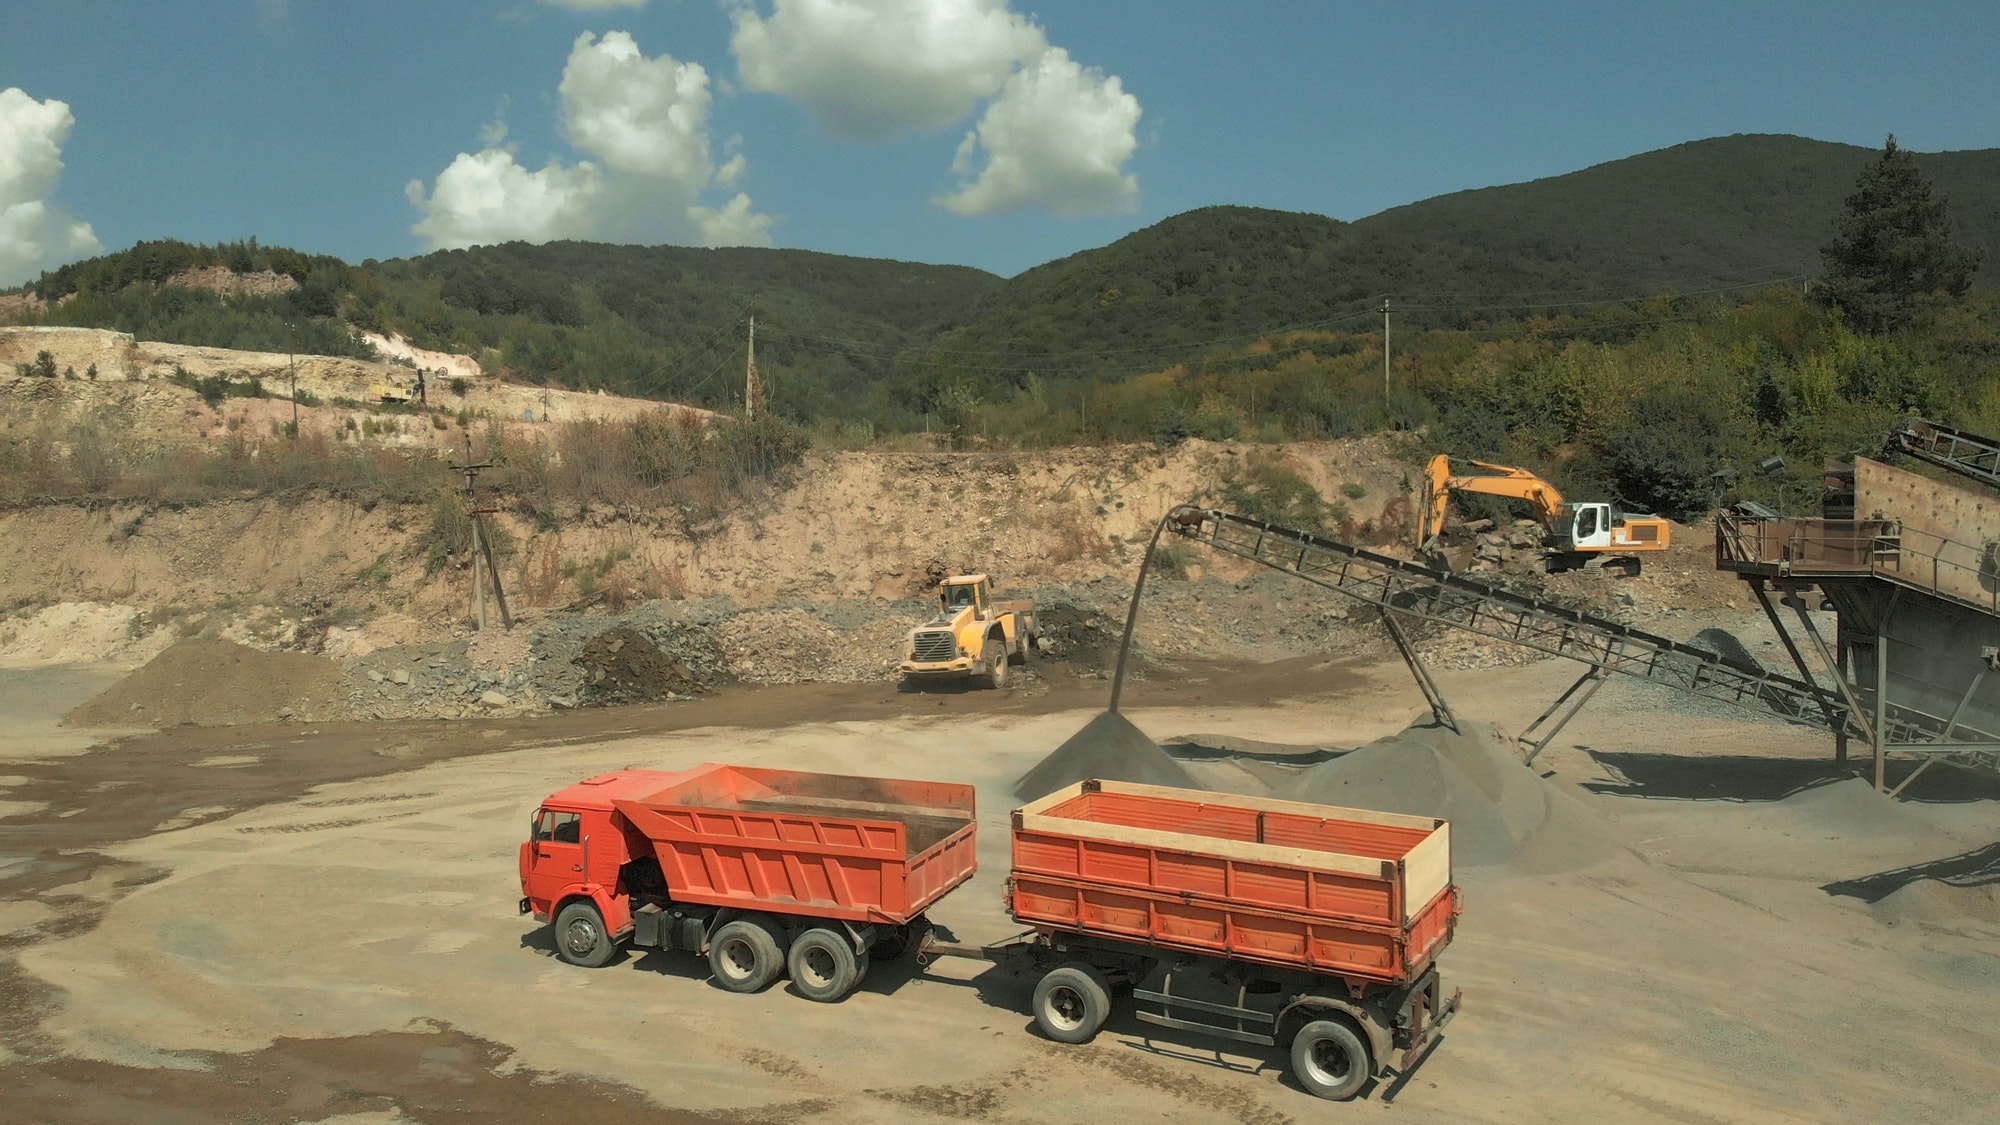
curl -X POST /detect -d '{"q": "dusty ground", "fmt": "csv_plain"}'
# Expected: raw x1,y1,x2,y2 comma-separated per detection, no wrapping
2,644,1996,1124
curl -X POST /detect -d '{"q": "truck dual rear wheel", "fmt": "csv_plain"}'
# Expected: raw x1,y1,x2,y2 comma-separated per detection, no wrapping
709,918,784,993
788,927,862,1002
553,901,617,968
1291,1019,1371,1101
1032,964,1111,1044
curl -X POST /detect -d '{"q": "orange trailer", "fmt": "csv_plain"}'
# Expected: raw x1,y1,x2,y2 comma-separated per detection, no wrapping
997,779,1461,1100
520,763,976,1002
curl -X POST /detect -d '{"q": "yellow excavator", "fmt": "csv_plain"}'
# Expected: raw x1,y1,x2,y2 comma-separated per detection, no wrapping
1418,454,1671,576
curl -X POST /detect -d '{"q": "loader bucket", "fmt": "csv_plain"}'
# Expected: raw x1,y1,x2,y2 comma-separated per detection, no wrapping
1012,709,1206,802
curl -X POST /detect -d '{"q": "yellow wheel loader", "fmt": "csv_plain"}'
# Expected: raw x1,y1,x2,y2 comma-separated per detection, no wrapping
899,575,1038,689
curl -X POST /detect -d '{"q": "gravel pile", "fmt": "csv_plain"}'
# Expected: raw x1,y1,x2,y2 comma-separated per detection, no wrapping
574,627,704,703
341,640,527,719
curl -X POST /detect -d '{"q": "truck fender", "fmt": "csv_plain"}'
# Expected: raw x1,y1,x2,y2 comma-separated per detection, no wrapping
553,885,631,937
1275,996,1392,1074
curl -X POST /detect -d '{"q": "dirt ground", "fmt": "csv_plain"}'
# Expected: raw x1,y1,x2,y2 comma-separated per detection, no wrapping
3,644,1998,1124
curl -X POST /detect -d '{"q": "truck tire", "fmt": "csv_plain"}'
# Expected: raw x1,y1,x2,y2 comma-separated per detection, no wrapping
788,927,861,1002
553,900,617,968
984,648,1012,690
1291,1018,1371,1101
709,918,784,993
1033,964,1111,1044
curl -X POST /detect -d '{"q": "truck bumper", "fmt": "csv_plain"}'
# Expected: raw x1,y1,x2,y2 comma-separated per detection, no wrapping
1393,987,1461,1073
900,660,975,676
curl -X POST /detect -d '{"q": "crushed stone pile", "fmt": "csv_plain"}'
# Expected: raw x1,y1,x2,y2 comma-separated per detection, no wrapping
341,640,521,721
1013,710,1205,801
1287,720,1624,874
1868,879,2000,927
67,637,342,727
575,627,702,703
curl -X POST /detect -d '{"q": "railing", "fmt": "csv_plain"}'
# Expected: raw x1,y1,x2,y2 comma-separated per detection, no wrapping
1716,514,2000,616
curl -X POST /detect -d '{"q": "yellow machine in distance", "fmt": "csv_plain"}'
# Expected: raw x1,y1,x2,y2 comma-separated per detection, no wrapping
1418,454,1671,575
899,575,1038,689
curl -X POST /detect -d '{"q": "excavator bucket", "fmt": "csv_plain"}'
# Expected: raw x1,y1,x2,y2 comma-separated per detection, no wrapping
1012,710,1205,802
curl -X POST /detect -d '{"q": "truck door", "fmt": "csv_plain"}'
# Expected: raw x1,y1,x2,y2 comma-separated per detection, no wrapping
523,808,586,910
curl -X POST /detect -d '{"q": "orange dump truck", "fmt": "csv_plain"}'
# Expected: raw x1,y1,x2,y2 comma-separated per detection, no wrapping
519,763,977,1001
996,779,1461,1100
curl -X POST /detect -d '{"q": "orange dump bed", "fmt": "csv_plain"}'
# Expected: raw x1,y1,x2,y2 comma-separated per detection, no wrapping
611,764,977,925
1010,780,1457,984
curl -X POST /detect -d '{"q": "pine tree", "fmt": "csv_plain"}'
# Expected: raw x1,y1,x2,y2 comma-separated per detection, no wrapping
1819,135,1978,333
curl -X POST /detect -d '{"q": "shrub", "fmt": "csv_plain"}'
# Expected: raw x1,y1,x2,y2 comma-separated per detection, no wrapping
1219,455,1344,535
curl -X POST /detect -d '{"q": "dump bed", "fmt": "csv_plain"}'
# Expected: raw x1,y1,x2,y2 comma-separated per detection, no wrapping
1010,780,1457,984
611,763,977,925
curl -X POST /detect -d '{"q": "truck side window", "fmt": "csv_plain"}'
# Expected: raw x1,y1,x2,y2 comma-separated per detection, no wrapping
532,810,552,841
551,813,582,844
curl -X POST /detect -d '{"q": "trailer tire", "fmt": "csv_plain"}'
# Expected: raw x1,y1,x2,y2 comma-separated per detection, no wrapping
788,928,861,1002
553,900,617,968
709,919,784,993
1291,1018,1371,1101
1033,964,1111,1044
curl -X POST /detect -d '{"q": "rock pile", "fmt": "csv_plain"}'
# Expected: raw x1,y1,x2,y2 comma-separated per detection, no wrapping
574,626,704,703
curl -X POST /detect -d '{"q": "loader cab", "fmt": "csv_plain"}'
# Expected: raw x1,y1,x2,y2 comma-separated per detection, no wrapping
1556,503,1616,550
940,577,989,615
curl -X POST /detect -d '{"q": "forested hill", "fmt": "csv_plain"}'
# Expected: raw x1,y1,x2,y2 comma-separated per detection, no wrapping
8,134,1996,417
924,135,2000,370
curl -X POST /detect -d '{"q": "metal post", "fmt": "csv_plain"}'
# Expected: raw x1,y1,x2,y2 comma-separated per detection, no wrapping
1873,589,1901,793
1522,666,1607,763
1751,582,1846,755
1834,615,1849,763
1381,612,1457,732
1790,598,1873,749
1108,512,1177,713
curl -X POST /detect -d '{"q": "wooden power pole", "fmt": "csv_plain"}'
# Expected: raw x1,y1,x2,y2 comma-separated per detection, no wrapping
449,435,512,630
1381,298,1391,405
743,314,764,422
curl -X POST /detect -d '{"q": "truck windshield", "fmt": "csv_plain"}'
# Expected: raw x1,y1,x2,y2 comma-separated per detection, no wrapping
943,585,977,610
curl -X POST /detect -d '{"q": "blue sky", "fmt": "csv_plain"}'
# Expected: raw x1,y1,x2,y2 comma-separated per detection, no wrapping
2,1,1997,286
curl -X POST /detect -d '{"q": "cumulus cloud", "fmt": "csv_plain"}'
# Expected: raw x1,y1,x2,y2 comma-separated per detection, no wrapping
0,88,102,287
731,0,1046,139
937,48,1140,217
407,32,772,251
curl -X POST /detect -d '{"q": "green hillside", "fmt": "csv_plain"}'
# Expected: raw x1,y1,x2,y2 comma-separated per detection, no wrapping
7,133,1994,426
924,135,2000,389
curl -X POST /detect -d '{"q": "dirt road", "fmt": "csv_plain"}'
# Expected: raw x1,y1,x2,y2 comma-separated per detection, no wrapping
3,657,1998,1123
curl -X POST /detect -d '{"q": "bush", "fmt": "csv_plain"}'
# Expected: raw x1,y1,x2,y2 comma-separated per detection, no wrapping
1605,390,1727,521
1220,455,1345,534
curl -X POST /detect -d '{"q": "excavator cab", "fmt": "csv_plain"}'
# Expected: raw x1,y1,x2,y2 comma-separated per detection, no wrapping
1552,503,1616,550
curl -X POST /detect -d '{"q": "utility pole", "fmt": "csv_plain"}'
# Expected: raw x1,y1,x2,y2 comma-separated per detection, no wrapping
286,321,299,439
743,314,763,422
1381,298,1391,405
449,435,512,631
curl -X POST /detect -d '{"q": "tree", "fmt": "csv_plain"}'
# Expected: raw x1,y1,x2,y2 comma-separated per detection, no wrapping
1819,136,1978,333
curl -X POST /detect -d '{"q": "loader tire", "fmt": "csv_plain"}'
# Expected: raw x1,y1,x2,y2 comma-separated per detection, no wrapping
984,649,1012,690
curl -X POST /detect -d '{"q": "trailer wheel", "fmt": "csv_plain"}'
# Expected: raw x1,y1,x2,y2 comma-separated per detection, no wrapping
553,900,617,968
788,928,861,1002
709,919,784,993
1291,1018,1371,1101
1033,964,1110,1044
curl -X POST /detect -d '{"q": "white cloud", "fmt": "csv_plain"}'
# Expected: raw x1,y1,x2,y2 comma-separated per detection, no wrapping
937,48,1140,218
730,0,1046,139
0,88,102,287
407,32,772,251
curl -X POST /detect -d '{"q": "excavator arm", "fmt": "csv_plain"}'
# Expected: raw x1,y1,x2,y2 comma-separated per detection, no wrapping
1417,454,1567,548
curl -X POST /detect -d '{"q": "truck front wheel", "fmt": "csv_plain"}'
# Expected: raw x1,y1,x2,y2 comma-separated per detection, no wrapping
1033,964,1110,1044
788,927,862,1002
553,900,617,968
1291,1018,1371,1101
984,648,1012,689
709,918,784,993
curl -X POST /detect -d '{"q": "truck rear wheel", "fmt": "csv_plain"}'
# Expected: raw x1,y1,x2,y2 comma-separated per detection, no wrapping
788,927,861,1002
1291,1018,1371,1101
553,900,617,968
709,918,784,993
1033,964,1111,1044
